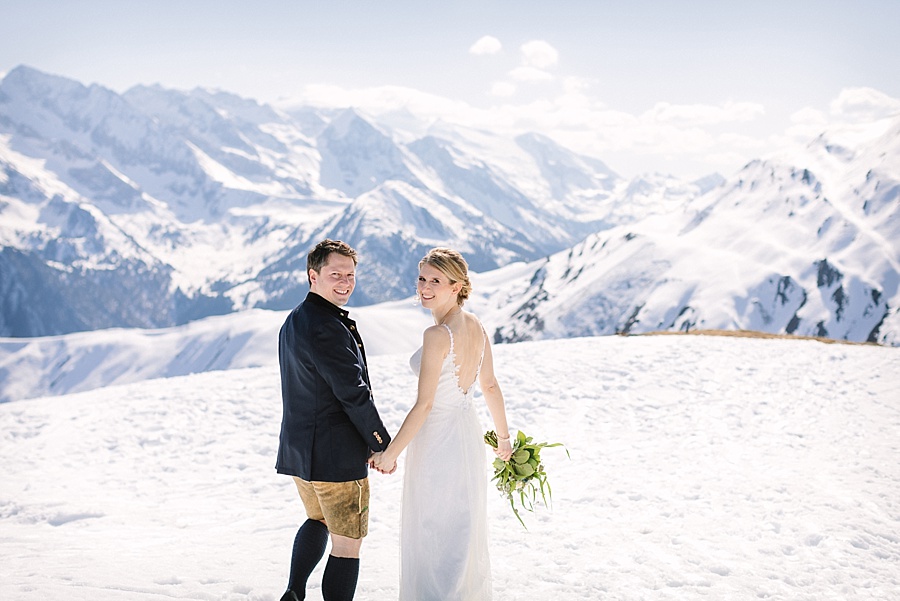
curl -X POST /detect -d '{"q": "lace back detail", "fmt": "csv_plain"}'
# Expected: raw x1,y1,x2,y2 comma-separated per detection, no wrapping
441,323,486,399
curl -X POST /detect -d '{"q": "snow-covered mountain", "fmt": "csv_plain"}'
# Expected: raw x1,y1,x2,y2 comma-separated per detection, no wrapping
0,66,618,333
471,116,900,346
1,65,898,346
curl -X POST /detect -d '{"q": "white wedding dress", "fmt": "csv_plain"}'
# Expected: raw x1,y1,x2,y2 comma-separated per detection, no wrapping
401,323,492,600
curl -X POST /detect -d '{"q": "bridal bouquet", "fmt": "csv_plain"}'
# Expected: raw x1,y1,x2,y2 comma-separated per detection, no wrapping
484,429,568,528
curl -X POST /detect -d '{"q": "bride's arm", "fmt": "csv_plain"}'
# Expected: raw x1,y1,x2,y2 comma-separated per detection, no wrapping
479,339,513,461
374,325,448,471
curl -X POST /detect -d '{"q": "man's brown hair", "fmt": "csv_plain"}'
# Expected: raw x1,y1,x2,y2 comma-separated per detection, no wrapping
306,239,358,284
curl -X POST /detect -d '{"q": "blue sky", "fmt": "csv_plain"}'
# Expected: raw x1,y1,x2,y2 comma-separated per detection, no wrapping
2,0,899,178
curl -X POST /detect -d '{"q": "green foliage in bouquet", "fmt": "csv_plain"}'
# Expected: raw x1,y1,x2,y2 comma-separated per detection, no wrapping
484,429,568,528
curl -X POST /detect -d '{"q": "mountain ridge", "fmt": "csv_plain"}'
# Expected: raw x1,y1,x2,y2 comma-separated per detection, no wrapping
1,65,897,347
1,65,621,329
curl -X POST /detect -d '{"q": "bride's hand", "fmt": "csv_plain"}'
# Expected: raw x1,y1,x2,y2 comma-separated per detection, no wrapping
370,450,397,475
495,437,513,461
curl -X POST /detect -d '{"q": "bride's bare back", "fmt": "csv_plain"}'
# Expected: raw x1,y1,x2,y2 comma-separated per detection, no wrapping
443,311,485,395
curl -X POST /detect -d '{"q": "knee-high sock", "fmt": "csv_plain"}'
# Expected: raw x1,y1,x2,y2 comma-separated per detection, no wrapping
287,519,329,597
321,555,360,601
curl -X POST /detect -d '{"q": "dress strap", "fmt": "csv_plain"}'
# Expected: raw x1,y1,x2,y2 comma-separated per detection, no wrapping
441,323,454,355
475,325,486,378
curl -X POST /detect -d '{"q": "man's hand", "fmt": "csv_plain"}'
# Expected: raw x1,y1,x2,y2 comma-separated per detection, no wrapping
368,451,397,475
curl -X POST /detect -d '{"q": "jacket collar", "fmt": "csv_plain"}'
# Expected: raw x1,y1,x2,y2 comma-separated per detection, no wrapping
305,291,351,320
305,291,366,364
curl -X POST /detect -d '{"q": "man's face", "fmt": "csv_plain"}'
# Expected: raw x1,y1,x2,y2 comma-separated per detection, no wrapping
309,253,356,307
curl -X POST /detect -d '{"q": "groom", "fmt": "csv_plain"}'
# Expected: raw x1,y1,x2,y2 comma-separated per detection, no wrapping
276,239,393,601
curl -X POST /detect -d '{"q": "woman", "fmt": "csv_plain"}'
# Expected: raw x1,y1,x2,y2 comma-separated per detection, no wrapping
370,247,513,600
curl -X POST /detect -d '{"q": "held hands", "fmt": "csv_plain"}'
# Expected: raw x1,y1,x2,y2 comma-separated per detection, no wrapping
368,451,397,475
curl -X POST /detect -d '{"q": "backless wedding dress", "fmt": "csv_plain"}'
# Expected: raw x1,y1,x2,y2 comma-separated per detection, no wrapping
401,323,491,600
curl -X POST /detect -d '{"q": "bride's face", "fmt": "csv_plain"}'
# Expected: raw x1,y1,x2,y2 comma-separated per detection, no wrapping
417,263,460,308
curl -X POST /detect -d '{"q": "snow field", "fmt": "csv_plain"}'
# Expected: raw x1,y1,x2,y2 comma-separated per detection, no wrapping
1,334,898,600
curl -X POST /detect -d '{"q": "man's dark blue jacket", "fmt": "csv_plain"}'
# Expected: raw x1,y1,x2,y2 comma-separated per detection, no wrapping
276,292,391,482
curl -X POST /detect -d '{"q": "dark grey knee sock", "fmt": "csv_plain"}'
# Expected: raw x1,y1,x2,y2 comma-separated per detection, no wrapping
286,519,329,598
321,555,360,601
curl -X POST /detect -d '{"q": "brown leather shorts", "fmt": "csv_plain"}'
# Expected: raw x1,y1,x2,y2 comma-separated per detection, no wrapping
293,477,369,539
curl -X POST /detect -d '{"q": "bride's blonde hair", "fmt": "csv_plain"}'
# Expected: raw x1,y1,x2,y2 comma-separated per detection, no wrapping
419,247,472,306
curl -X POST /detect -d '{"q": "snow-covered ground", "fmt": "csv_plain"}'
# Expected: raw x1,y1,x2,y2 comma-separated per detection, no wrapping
1,334,898,600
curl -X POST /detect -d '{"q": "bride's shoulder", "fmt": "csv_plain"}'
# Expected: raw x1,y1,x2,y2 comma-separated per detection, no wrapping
422,323,451,345
421,324,451,359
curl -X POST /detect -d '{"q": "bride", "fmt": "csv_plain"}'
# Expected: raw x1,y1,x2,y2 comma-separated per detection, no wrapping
370,247,513,600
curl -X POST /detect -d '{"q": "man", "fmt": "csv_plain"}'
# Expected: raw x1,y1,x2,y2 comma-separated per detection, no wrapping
276,239,392,601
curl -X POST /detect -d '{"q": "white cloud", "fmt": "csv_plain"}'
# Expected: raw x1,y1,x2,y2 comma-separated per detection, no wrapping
716,131,769,152
285,81,899,180
790,106,828,126
483,40,559,100
829,86,900,121
778,88,900,152
289,84,474,126
490,82,517,97
561,76,593,95
701,149,757,172
508,66,554,83
643,101,765,127
781,107,830,143
469,35,502,56
520,40,558,70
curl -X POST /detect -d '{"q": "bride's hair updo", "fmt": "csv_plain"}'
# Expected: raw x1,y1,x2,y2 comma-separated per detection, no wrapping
419,247,472,306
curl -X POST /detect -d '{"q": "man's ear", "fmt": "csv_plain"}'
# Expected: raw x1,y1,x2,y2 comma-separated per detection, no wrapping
308,269,318,287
